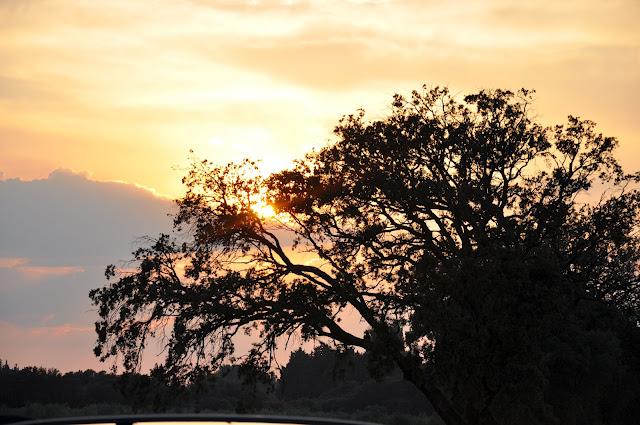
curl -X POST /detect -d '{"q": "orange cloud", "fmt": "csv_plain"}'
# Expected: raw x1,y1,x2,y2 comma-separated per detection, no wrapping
27,323,92,338
0,257,28,268
17,265,85,280
0,257,85,280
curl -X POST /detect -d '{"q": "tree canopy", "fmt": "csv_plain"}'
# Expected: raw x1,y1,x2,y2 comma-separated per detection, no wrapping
90,87,640,425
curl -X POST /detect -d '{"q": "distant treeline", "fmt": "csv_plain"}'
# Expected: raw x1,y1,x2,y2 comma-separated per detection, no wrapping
0,347,441,425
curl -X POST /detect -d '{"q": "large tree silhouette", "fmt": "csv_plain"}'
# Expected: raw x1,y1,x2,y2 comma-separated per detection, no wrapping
91,87,640,425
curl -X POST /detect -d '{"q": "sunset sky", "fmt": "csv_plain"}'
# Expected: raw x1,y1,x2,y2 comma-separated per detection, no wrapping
1,0,639,371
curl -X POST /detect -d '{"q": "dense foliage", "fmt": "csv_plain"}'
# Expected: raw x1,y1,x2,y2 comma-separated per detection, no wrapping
90,87,640,425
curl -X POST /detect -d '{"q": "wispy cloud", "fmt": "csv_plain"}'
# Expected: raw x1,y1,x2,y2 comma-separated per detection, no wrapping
26,322,92,337
0,257,84,280
0,257,28,268
18,265,85,281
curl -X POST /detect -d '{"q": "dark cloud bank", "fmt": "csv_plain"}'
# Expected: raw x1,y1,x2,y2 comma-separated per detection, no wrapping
0,169,173,263
0,170,172,370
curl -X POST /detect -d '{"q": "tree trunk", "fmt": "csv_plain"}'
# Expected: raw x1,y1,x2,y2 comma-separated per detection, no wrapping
394,353,469,425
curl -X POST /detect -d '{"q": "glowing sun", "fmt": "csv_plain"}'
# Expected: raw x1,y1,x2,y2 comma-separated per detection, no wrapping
252,200,276,218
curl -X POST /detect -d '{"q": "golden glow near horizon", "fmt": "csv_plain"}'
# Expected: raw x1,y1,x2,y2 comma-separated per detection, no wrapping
0,0,638,198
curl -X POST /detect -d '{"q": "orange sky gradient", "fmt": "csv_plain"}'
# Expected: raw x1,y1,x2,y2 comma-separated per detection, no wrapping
1,0,638,198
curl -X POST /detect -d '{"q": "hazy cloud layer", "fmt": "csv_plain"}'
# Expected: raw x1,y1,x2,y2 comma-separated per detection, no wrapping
1,0,637,194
